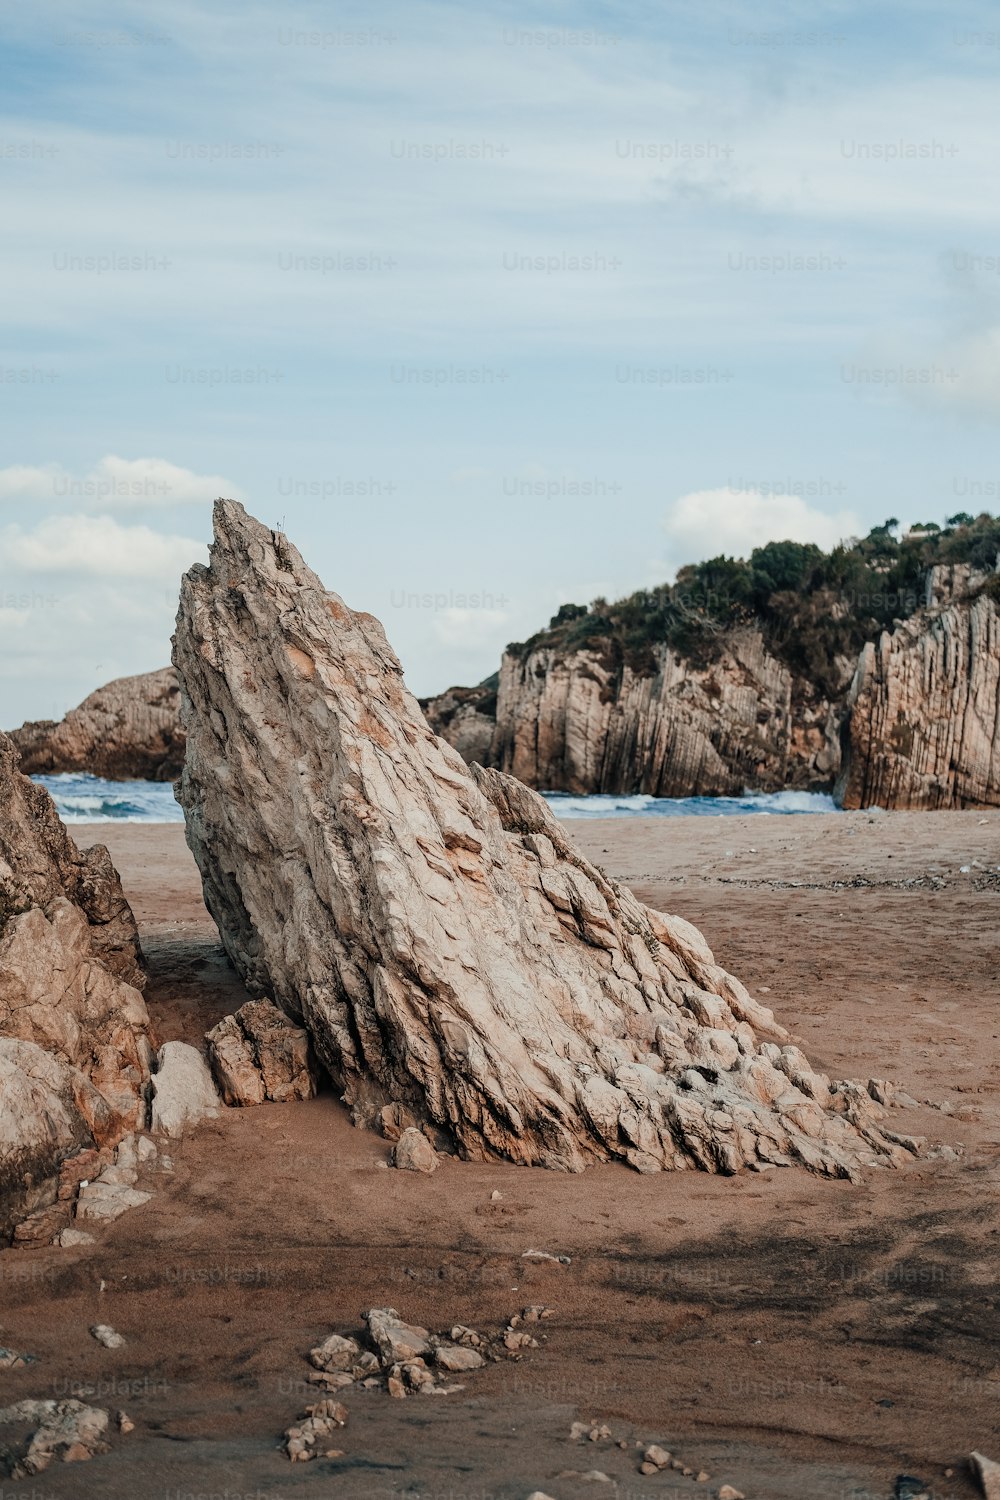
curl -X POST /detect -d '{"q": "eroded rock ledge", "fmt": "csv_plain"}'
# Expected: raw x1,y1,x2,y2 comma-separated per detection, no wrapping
172,502,914,1180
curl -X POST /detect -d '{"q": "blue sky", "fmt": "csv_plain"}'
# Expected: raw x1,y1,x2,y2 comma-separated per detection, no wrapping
2,0,999,723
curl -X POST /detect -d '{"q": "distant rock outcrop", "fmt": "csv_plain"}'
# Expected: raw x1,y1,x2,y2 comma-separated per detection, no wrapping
422,633,844,798
0,732,152,1241
172,501,912,1180
9,667,184,782
837,566,1000,810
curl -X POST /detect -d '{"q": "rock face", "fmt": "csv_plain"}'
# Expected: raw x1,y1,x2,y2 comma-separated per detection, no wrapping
0,732,153,1239
9,667,184,782
837,567,1000,810
149,1041,220,1137
423,634,844,798
492,632,796,798
418,682,497,768
206,999,317,1106
172,502,913,1179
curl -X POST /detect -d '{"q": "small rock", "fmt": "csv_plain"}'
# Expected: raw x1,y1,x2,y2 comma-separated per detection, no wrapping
116,1410,134,1434
640,1462,658,1475
490,1189,503,1201
75,1181,152,1223
58,1228,96,1248
526,1493,558,1500
364,1307,431,1364
435,1345,484,1373
697,1473,711,1484
149,1041,221,1137
718,1487,746,1500
90,1325,125,1350
392,1126,438,1174
504,1330,538,1351
387,1375,406,1399
644,1444,671,1469
0,1349,33,1370
309,1333,361,1373
136,1136,157,1163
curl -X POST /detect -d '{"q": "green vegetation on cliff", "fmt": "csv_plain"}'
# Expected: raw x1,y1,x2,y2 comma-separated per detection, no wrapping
506,513,1000,696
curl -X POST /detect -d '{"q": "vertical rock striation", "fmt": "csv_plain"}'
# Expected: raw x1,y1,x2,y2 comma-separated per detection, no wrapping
423,636,844,797
172,503,910,1180
837,567,1000,810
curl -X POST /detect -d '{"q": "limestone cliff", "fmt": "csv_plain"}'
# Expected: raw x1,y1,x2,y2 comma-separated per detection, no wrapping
9,667,184,782
424,633,843,798
837,566,1000,810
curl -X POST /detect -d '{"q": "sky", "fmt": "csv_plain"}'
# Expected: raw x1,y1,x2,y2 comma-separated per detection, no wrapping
2,0,1000,725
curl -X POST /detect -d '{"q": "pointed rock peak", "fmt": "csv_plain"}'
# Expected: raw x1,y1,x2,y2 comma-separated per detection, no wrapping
172,505,912,1179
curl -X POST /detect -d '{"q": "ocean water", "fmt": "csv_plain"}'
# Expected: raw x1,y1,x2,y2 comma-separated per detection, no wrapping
543,789,838,818
33,773,185,823
33,772,838,823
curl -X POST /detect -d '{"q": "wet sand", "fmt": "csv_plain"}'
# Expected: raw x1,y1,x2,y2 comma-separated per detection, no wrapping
2,810,998,1498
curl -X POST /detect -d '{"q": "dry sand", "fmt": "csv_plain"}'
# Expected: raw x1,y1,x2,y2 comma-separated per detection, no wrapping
1,810,998,1498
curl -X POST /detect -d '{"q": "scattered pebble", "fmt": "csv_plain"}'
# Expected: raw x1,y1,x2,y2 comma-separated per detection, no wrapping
89,1325,125,1350
0,1349,34,1370
116,1410,134,1435
284,1398,347,1462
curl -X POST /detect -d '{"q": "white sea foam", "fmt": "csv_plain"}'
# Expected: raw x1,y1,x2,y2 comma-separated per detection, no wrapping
32,773,837,824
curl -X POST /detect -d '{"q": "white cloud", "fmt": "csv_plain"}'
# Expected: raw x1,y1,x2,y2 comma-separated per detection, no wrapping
661,488,862,570
0,455,243,510
431,606,511,648
0,514,205,577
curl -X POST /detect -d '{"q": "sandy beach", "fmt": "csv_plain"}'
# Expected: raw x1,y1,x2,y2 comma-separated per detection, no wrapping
1,809,998,1498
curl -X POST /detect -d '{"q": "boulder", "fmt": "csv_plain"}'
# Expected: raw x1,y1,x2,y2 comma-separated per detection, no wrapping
205,999,317,1106
0,739,152,1239
0,730,151,1120
0,1399,110,1474
8,666,184,782
0,1040,113,1241
171,501,914,1179
149,1042,220,1137
392,1127,437,1174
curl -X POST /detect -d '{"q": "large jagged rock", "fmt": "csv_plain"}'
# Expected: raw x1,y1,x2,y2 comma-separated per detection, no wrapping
837,565,1000,810
0,733,152,1239
172,501,913,1179
8,667,184,782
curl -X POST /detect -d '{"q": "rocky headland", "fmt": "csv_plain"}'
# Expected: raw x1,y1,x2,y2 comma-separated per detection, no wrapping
424,525,1000,810
8,667,184,782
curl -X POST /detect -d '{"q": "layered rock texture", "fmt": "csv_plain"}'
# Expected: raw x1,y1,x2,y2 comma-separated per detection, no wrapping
9,667,184,781
0,732,152,1240
172,502,912,1179
206,1000,317,1106
837,566,1000,810
423,635,846,799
